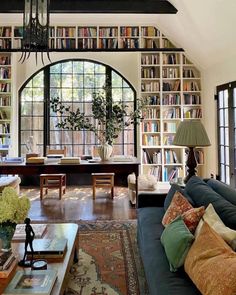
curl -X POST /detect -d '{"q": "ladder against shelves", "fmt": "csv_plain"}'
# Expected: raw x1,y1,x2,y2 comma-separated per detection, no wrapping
0,52,11,156
140,51,203,183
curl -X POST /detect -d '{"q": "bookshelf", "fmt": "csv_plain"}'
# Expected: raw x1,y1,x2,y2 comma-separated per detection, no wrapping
0,25,182,51
0,53,11,156
140,51,203,183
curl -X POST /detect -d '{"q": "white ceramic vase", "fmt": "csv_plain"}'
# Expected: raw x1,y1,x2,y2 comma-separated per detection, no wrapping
98,143,113,161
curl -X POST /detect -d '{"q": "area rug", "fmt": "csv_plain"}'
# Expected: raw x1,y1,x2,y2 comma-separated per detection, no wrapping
66,220,148,295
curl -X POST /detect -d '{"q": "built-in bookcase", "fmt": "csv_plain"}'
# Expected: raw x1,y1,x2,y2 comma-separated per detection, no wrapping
0,52,11,156
140,51,203,183
0,25,181,50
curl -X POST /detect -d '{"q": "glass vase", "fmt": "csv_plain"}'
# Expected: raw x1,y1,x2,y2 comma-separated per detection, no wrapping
0,222,17,252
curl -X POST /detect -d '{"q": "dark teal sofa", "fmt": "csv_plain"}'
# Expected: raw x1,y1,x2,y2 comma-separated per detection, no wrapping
137,176,236,295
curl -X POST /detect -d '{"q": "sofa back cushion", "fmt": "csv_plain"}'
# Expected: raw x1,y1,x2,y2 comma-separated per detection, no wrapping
184,176,236,229
185,222,236,295
206,178,236,206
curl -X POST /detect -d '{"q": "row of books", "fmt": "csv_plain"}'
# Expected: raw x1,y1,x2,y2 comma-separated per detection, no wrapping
56,27,76,37
0,109,8,120
183,94,201,105
183,81,200,91
0,123,10,133
162,67,179,79
0,39,11,50
162,94,181,105
98,38,118,49
163,167,181,182
162,108,181,119
141,81,160,92
143,149,162,164
78,39,97,49
141,54,160,65
0,27,11,37
56,39,76,49
120,26,139,37
163,53,179,65
78,27,97,37
0,56,11,66
142,134,160,146
164,149,179,164
147,165,162,181
163,122,177,132
0,96,11,106
143,95,160,106
163,80,180,92
0,68,11,79
142,121,160,133
120,38,139,49
141,67,160,79
183,68,197,78
0,83,11,93
141,39,160,49
143,108,160,119
141,26,160,37
184,108,202,118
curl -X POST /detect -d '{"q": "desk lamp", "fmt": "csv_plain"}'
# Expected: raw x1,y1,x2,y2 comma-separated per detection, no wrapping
173,119,211,183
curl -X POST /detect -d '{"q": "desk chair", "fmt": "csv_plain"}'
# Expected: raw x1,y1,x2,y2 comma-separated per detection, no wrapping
40,146,67,200
92,173,115,199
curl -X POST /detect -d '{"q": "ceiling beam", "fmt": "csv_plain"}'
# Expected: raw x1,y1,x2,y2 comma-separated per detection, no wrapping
0,0,177,14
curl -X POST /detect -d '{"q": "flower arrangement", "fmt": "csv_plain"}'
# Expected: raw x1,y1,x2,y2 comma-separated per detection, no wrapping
0,187,30,224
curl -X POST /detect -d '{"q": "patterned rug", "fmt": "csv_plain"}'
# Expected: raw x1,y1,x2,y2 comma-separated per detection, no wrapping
66,220,148,295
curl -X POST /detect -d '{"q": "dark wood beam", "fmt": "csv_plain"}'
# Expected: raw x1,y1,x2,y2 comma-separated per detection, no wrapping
0,0,177,14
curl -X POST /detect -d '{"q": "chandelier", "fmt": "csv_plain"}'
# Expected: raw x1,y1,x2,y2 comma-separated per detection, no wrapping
19,0,51,64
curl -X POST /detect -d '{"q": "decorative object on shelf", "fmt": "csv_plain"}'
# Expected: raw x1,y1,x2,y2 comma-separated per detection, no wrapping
0,187,30,252
18,217,35,267
173,119,211,183
50,84,144,160
19,0,51,64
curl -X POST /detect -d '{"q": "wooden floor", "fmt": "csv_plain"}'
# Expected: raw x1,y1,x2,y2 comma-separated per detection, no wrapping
21,185,137,222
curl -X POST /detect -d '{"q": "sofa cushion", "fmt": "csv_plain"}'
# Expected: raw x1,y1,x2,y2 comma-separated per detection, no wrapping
206,178,236,206
184,176,236,229
195,203,236,249
164,184,195,211
185,222,236,295
161,216,194,272
162,191,193,227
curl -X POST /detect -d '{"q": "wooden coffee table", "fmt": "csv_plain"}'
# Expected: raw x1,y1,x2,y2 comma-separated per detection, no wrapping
0,223,79,295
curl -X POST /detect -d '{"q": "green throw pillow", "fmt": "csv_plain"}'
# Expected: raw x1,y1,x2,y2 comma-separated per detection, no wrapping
161,216,195,272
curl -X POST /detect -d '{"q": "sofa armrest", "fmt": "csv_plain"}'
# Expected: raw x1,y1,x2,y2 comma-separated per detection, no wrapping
137,192,167,208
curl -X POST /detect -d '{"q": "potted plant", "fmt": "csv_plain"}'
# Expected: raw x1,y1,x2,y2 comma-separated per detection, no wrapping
50,86,144,160
0,187,30,251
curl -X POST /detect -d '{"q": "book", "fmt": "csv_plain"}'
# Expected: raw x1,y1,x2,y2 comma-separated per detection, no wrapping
27,238,67,259
13,224,47,240
0,258,17,279
3,269,57,295
4,157,24,163
60,157,81,164
0,251,15,271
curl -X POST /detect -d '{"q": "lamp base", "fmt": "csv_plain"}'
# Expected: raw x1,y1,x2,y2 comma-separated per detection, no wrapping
184,147,197,183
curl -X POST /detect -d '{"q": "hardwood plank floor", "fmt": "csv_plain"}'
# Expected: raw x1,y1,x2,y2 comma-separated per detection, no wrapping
21,185,137,222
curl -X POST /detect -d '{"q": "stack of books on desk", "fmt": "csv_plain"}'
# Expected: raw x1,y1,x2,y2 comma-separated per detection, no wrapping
0,251,17,278
60,157,81,164
26,157,45,164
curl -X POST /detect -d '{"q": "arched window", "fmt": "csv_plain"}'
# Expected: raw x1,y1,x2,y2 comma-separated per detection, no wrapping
19,59,137,157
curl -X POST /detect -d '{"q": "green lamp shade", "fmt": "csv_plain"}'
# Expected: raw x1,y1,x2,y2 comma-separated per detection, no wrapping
173,120,211,147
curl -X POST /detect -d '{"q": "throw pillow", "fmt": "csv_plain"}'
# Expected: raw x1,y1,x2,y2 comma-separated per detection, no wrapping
182,206,205,233
162,191,193,226
185,222,236,295
161,216,194,272
164,183,195,211
195,203,236,249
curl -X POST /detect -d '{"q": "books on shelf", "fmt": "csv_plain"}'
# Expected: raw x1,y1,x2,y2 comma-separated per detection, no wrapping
3,269,57,295
27,238,67,259
13,224,47,240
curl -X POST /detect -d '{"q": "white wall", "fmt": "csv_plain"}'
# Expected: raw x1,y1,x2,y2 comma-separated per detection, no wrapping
202,53,236,178
11,52,140,155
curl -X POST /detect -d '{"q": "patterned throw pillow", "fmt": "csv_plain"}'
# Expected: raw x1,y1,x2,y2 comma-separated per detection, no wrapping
162,191,193,227
182,206,205,233
185,222,236,295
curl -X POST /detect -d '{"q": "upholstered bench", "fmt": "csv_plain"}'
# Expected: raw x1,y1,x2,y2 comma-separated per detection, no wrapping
0,176,21,194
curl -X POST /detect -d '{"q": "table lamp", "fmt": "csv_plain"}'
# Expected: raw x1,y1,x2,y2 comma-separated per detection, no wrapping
173,119,211,183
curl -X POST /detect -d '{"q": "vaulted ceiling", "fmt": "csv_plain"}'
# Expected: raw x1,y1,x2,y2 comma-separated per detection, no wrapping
0,0,234,70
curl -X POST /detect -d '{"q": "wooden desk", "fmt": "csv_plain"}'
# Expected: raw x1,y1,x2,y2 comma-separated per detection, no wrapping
0,223,78,295
0,159,140,195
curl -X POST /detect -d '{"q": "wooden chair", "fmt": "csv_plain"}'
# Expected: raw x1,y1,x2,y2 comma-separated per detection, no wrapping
40,174,66,200
40,146,67,200
92,173,115,199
